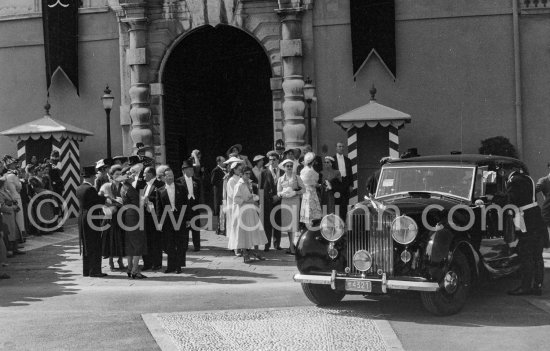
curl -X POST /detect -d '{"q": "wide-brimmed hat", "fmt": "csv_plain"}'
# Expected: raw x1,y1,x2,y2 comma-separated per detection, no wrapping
226,144,242,156
253,155,265,163
95,159,108,170
303,152,315,165
324,156,335,162
224,156,242,165
128,155,141,166
181,158,194,170
283,148,297,156
230,160,244,170
112,155,128,164
81,165,96,178
279,159,294,170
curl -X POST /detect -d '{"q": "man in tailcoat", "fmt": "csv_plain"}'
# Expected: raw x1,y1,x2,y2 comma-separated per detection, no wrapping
211,156,227,235
333,142,353,220
177,159,202,251
141,166,165,271
156,168,187,274
500,165,546,296
76,166,107,277
260,151,282,251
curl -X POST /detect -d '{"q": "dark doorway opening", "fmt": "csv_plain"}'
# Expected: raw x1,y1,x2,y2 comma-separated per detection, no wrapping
163,25,273,175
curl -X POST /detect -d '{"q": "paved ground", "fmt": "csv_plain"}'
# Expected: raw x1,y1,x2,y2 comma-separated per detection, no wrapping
1,227,550,351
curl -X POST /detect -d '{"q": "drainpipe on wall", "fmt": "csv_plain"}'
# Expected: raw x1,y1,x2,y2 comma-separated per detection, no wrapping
512,0,523,159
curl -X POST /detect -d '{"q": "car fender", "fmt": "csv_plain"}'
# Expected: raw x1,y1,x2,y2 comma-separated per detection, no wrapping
450,240,480,279
295,229,345,274
425,227,455,264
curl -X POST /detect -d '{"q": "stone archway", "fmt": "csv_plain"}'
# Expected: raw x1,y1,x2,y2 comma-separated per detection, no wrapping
161,25,274,172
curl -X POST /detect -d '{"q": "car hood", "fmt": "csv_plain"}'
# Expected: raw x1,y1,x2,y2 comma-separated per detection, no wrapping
377,196,466,215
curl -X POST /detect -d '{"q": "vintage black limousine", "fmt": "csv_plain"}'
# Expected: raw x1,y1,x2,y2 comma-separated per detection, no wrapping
294,154,525,315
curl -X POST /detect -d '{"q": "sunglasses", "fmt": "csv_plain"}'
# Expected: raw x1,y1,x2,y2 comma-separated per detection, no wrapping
285,165,293,168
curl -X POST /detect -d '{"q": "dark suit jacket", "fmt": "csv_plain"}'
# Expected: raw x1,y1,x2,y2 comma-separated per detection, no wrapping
176,175,201,221
49,166,64,195
506,171,546,235
210,166,226,208
76,182,105,254
333,154,353,190
260,166,281,207
156,183,186,231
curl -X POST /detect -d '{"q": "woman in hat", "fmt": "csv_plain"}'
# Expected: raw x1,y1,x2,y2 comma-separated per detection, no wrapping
320,156,342,215
0,177,24,256
99,165,126,271
120,165,147,279
230,166,268,262
277,158,305,255
2,155,26,240
251,155,265,186
300,152,323,227
225,159,244,255
226,144,253,168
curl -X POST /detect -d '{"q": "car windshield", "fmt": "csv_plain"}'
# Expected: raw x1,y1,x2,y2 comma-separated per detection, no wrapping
376,165,476,200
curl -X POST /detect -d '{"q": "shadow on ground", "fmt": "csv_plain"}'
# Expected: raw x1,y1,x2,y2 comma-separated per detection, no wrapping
0,242,81,307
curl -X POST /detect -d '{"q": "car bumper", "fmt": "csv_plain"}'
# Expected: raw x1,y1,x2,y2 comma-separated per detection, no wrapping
293,270,440,293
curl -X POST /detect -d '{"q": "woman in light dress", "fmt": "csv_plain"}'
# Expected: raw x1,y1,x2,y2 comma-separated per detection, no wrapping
300,152,323,228
229,167,267,263
277,159,305,255
225,159,244,256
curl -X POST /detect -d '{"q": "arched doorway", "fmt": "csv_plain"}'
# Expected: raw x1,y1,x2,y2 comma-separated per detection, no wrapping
162,25,273,174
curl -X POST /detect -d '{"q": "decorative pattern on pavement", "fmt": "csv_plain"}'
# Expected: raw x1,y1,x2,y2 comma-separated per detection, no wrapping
146,307,391,351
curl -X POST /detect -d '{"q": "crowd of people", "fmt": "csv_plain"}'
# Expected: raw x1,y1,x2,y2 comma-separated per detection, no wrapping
75,140,354,278
0,152,65,279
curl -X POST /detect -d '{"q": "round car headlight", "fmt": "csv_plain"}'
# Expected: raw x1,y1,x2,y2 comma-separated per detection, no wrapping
391,215,418,245
353,250,372,272
320,214,345,242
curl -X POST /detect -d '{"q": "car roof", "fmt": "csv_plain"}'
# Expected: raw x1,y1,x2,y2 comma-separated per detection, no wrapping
386,154,526,170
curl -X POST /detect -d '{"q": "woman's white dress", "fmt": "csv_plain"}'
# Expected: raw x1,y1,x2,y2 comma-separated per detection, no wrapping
300,166,323,224
228,178,267,249
225,175,241,249
277,173,305,232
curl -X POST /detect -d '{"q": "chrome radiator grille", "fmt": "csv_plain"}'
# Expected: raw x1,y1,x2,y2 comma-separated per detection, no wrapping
347,208,394,276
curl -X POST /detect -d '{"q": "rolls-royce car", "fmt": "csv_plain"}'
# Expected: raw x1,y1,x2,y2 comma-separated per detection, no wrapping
294,155,525,315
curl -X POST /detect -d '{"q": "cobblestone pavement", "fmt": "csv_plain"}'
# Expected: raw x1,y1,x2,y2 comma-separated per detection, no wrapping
144,307,400,351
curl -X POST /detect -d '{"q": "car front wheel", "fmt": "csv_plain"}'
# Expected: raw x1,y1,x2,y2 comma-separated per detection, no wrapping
420,250,471,316
302,283,345,306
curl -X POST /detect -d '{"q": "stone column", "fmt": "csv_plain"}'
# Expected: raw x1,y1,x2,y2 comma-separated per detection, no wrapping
277,4,306,149
120,3,153,157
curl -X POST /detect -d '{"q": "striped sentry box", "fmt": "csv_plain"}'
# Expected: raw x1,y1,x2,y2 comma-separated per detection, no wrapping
17,140,26,168
54,138,80,218
347,126,358,206
388,125,399,159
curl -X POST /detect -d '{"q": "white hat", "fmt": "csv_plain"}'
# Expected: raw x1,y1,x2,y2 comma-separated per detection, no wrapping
230,160,244,169
303,152,315,165
224,156,242,165
95,159,107,169
324,156,335,162
253,155,264,162
279,159,294,171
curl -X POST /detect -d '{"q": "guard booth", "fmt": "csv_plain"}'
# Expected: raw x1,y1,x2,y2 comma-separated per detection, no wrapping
333,88,411,205
0,104,93,217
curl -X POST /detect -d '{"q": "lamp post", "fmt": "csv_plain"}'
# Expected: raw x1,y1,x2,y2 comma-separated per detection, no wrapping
303,77,316,146
101,85,114,159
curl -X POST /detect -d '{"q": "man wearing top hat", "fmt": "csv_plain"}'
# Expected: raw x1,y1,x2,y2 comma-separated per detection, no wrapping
260,151,283,251
76,165,107,277
211,156,227,235
333,142,353,220
141,166,165,271
177,159,202,251
49,151,65,231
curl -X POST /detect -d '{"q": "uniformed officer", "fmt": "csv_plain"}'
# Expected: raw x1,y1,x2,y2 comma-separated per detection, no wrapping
500,165,545,296
76,165,107,277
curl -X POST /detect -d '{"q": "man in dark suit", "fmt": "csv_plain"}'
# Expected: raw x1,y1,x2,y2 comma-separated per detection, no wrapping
177,159,202,251
501,166,546,296
260,151,282,251
333,142,353,220
210,156,227,235
141,166,164,271
76,166,107,277
156,167,187,274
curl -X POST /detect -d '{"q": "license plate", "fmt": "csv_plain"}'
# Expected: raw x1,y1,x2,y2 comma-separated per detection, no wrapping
345,280,372,292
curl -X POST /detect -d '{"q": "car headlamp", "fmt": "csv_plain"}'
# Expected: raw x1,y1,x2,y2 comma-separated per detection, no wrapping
320,214,345,242
353,250,372,272
390,215,418,245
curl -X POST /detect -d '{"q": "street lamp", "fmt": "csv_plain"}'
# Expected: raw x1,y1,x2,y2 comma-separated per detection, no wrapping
303,77,316,146
101,85,114,159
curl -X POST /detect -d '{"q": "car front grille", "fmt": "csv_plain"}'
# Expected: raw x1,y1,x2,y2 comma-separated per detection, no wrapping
346,207,394,276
